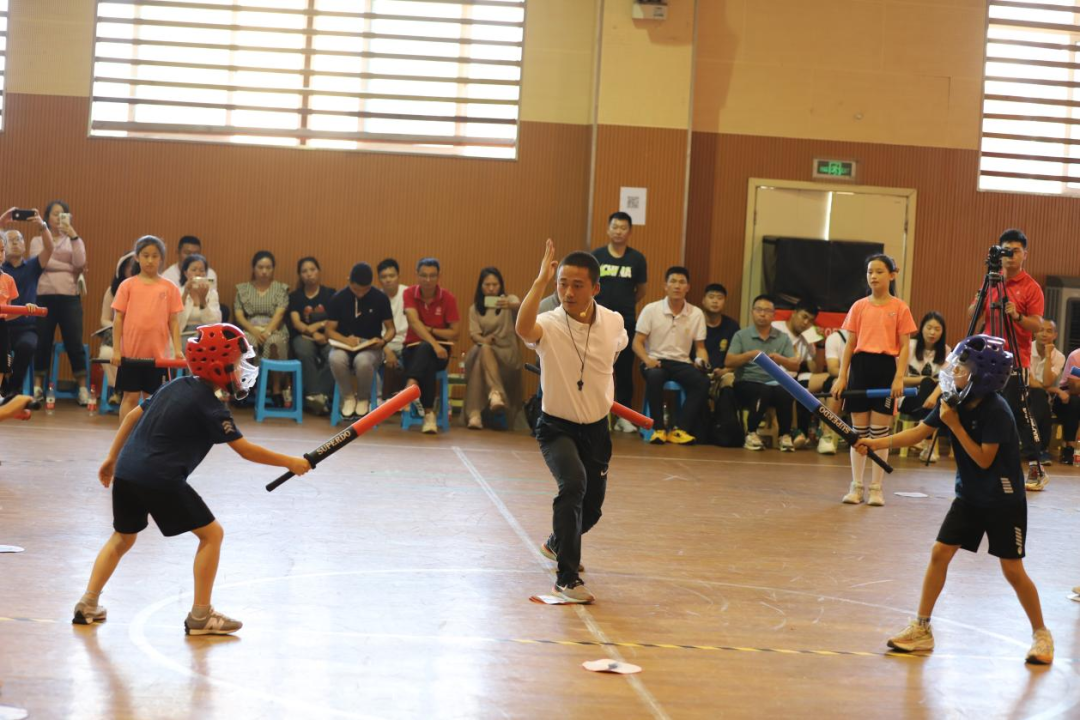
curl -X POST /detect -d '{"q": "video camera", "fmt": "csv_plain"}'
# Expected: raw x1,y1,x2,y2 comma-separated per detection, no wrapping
985,244,1015,271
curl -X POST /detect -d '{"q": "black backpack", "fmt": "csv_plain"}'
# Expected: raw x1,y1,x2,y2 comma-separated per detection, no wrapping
710,385,744,448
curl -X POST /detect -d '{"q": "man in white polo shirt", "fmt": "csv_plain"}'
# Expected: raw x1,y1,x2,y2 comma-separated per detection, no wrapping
632,266,710,444
517,239,628,605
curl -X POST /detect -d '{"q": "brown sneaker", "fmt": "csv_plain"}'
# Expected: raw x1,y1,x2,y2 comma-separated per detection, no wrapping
539,541,584,573
552,580,594,604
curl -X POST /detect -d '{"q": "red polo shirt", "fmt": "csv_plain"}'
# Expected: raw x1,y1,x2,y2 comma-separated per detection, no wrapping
975,270,1044,368
403,284,460,344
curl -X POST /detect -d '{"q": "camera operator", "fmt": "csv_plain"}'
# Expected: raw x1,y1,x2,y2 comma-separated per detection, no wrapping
966,228,1046,488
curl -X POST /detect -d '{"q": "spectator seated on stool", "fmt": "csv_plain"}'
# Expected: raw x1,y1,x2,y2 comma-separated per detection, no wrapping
723,294,799,451
631,265,710,445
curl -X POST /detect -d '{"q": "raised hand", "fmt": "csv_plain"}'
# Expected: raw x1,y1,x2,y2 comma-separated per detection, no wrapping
535,238,557,287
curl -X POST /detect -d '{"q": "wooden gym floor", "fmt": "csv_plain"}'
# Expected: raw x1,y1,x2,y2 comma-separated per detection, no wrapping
3,406,1080,719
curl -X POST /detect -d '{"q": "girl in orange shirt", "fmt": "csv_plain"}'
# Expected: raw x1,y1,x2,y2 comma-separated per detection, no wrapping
832,254,917,507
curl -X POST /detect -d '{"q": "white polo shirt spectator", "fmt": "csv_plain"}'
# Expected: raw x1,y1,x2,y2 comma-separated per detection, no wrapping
636,298,706,363
1032,341,1066,387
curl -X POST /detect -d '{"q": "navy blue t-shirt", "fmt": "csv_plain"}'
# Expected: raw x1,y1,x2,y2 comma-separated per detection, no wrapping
924,393,1024,508
115,376,243,489
2,258,44,329
327,287,392,340
705,315,740,368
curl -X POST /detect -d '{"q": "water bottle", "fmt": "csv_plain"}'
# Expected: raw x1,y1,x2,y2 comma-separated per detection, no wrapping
45,383,56,415
87,386,98,416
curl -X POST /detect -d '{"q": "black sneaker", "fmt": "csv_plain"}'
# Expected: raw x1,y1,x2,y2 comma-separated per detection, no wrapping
1062,447,1075,466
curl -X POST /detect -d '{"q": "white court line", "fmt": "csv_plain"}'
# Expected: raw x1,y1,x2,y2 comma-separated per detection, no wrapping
129,596,386,720
452,446,671,720
124,566,1080,720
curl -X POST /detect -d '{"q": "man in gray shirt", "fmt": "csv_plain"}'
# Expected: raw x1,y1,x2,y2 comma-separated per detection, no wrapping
724,294,799,451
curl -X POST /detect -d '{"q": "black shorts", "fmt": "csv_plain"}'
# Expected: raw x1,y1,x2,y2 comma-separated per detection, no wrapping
112,477,215,537
845,352,898,415
937,497,1027,560
115,364,168,395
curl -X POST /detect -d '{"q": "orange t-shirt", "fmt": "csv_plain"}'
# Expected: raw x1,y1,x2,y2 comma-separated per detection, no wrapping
0,273,18,319
112,275,183,359
841,296,917,356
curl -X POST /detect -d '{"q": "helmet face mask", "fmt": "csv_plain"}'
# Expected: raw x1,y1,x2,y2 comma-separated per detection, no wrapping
231,343,258,400
939,334,1012,407
186,323,257,399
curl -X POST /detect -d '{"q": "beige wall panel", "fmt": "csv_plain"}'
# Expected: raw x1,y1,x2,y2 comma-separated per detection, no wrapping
742,0,884,71
696,0,747,64
520,0,599,125
882,3,985,79
694,61,814,138
946,77,983,150
7,0,95,97
596,0,694,129
806,71,951,147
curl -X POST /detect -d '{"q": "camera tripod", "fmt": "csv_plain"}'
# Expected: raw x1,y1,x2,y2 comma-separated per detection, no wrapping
926,247,1042,476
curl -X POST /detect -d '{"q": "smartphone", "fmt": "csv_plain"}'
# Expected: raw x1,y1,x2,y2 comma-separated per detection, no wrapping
484,295,500,308
11,209,36,221
59,212,71,224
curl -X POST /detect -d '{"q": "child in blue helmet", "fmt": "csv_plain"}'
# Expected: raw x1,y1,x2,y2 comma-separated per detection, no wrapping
856,334,1053,664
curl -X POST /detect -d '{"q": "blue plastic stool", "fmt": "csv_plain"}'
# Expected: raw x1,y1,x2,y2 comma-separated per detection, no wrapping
22,372,33,396
640,380,687,442
50,342,89,399
330,368,383,427
401,369,450,432
254,359,303,424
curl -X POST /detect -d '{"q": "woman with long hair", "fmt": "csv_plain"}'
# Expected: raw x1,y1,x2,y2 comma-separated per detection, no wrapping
463,267,522,429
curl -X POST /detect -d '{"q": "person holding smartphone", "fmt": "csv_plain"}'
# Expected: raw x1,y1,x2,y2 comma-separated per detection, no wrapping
463,267,522,429
30,200,89,404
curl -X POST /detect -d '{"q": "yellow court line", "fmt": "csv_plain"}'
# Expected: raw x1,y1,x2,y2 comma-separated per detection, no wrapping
510,637,904,659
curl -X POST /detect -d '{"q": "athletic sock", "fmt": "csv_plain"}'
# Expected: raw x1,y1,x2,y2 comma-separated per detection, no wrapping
80,591,101,608
850,424,869,485
869,425,890,488
916,616,931,628
191,604,211,620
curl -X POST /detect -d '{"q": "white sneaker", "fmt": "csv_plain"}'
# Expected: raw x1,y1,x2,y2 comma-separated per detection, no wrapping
1027,628,1054,665
867,484,884,506
743,432,764,451
355,399,370,417
842,482,863,505
341,395,357,418
792,431,808,449
779,434,795,452
817,435,838,455
77,386,90,406
887,620,934,652
1025,464,1049,492
33,385,44,400
614,417,636,433
422,411,438,434
919,445,939,463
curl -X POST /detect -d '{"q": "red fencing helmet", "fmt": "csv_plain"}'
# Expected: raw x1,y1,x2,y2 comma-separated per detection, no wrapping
186,323,258,398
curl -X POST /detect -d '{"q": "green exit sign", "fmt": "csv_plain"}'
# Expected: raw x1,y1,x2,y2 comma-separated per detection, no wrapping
813,159,857,181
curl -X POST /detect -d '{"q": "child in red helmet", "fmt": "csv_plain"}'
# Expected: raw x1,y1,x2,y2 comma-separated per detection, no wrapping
74,323,311,635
